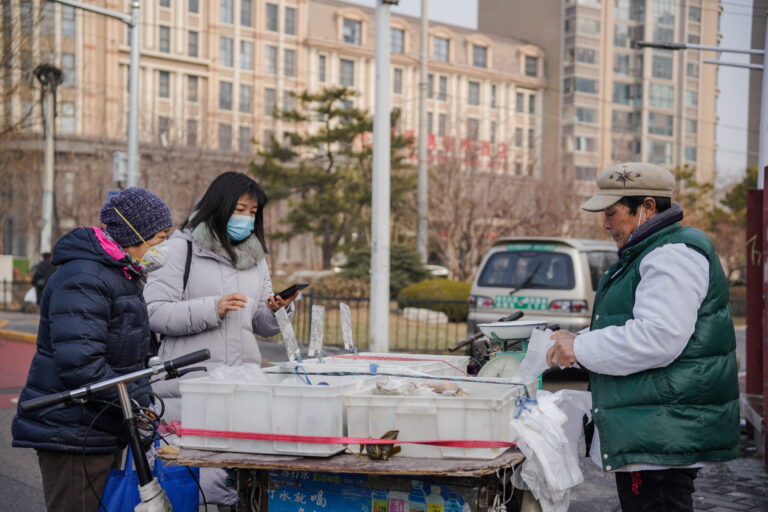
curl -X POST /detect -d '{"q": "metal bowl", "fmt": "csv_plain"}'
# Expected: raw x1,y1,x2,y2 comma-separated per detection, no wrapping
478,320,548,341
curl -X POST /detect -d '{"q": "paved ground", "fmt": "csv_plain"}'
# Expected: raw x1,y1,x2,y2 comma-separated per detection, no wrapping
0,310,765,511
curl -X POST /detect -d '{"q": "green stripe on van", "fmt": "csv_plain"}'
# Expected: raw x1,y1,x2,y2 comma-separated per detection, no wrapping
505,243,557,252
494,295,550,310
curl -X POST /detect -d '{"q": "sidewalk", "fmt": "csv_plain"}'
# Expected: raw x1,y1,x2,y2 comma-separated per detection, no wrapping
1,310,766,511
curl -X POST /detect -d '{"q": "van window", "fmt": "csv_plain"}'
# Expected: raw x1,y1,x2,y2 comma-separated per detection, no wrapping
478,251,575,290
586,251,619,291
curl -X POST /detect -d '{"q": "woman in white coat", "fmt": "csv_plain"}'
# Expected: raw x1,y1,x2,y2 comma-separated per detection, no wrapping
144,172,296,508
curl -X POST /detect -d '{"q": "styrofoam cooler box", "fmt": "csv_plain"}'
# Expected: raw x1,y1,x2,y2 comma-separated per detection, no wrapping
300,353,469,377
344,378,528,460
179,373,372,457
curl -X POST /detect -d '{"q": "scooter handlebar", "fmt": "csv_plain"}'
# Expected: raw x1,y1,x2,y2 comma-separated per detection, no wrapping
20,391,72,414
162,349,210,374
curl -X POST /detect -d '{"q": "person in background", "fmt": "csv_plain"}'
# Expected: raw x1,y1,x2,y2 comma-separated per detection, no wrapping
31,252,57,305
547,163,738,512
12,187,173,512
144,171,297,509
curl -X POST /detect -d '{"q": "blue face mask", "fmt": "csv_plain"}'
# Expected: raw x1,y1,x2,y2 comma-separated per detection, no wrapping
227,214,255,241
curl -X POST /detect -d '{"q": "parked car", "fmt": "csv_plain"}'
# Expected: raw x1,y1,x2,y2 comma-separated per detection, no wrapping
467,237,618,335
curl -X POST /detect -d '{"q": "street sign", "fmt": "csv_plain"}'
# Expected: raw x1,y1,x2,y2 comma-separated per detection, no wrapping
113,151,127,182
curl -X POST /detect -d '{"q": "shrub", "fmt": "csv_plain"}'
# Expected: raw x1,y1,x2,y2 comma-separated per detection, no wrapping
342,244,429,297
397,279,471,322
311,274,370,297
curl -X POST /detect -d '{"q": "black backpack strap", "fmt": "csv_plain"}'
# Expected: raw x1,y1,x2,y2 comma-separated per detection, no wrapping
182,240,192,293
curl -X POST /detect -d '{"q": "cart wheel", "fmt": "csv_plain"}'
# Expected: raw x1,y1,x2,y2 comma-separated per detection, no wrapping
476,354,522,378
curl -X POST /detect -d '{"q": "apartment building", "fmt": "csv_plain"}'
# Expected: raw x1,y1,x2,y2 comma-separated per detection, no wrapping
0,0,546,268
480,0,721,191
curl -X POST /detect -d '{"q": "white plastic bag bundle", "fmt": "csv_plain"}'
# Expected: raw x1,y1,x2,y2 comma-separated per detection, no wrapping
511,328,555,384
508,389,592,512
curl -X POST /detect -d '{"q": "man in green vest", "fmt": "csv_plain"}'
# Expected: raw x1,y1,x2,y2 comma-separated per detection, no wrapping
546,162,739,512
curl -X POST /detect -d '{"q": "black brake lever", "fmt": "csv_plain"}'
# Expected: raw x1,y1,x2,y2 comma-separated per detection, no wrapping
165,366,207,380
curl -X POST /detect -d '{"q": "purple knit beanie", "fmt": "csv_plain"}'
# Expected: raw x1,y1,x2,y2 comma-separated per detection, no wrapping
99,187,173,247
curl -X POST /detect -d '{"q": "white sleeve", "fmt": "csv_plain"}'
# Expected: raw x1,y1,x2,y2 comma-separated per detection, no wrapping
573,243,709,376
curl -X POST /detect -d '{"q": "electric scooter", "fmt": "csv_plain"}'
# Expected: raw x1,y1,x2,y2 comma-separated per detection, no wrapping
20,349,211,512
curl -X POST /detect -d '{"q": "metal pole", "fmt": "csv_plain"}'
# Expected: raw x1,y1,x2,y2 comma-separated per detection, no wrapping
126,0,140,187
370,0,392,353
34,65,62,254
416,0,428,263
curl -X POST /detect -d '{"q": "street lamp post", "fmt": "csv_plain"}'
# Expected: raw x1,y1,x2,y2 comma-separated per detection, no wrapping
49,0,140,187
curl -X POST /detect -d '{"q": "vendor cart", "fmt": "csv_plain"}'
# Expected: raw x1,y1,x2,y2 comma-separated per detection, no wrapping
157,447,535,512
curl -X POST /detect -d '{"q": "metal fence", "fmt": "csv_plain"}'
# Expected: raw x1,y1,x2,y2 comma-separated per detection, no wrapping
0,280,37,312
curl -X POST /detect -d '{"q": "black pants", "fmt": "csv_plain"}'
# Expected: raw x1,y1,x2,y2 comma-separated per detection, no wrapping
615,468,699,512
37,449,120,512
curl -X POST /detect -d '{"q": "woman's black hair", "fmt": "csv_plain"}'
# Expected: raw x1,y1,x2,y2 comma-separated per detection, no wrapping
182,172,269,263
618,196,671,215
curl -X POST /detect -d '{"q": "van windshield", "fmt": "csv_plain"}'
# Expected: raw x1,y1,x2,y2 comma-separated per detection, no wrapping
477,251,575,290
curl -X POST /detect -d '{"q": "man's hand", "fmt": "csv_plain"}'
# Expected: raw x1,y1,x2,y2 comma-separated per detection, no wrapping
546,330,578,367
217,293,247,318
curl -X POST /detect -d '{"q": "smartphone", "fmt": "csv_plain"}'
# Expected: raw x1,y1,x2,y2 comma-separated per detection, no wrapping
274,282,309,300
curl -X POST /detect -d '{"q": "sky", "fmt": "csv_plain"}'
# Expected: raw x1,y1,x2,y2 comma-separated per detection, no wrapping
343,0,751,185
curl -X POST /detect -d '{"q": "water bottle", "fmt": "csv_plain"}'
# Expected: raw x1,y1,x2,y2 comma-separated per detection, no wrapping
407,480,427,512
444,493,462,512
372,490,388,512
426,485,445,512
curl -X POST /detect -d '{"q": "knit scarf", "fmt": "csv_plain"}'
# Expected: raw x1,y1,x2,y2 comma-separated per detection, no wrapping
618,202,684,257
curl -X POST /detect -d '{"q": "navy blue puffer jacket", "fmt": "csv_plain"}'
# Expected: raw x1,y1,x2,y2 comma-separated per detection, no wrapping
12,227,151,454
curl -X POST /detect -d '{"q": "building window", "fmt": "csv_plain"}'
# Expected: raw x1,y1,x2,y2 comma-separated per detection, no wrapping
187,75,198,102
283,91,295,112
60,102,75,132
575,166,597,181
220,36,233,67
157,116,170,144
648,140,672,164
528,129,535,149
264,87,276,116
238,126,252,152
61,53,76,87
265,45,278,74
649,83,674,108
158,71,170,98
318,55,327,82
427,74,434,99
263,129,275,147
188,31,199,57
613,82,642,106
40,2,55,36
515,128,523,147
468,118,479,140
186,119,197,147
391,28,405,54
220,0,233,23
685,146,696,161
433,36,449,61
574,136,596,152
438,113,447,137
393,68,403,94
525,56,539,77
612,110,641,133
266,3,278,31
573,77,598,94
516,92,524,113
189,0,199,14
239,84,252,113
240,41,253,70
575,48,597,64
688,6,701,22
62,5,76,38
285,6,296,35
575,107,596,123
284,49,296,77
427,112,433,134
648,112,673,136
468,81,480,106
218,123,232,151
528,95,536,114
219,81,232,110
614,23,630,47
438,76,447,101
343,19,362,45
159,26,171,53
687,34,700,44
611,138,642,161
340,58,355,86
490,121,497,143
687,62,699,78
686,90,698,107
652,50,673,79
241,0,252,26
685,118,697,134
472,45,488,68
160,0,170,7
490,85,497,108
577,18,600,35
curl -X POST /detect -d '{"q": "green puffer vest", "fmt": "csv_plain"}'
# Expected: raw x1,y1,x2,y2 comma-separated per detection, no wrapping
588,223,739,470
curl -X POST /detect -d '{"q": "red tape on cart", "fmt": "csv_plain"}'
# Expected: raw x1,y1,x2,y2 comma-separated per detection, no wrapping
177,428,516,449
334,355,470,377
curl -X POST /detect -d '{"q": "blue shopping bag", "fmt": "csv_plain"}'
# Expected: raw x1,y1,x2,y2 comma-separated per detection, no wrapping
101,443,200,512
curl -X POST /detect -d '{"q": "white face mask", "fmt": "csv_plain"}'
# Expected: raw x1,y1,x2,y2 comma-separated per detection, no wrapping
139,240,170,272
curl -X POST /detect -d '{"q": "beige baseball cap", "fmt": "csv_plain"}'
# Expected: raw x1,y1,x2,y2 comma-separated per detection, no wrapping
581,162,675,212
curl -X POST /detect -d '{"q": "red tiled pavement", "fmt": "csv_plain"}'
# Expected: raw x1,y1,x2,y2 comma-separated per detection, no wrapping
0,337,36,409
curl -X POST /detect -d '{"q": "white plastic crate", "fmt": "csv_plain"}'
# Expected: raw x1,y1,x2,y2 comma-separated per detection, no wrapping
297,352,469,377
345,377,529,460
179,373,372,457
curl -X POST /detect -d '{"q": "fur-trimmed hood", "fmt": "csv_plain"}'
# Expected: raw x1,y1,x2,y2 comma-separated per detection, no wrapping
187,222,266,270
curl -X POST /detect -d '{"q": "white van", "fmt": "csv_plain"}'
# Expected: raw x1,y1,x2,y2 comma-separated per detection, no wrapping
468,237,618,334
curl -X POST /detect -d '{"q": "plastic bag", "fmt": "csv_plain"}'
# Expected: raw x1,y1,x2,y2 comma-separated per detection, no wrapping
23,287,36,304
511,328,555,384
